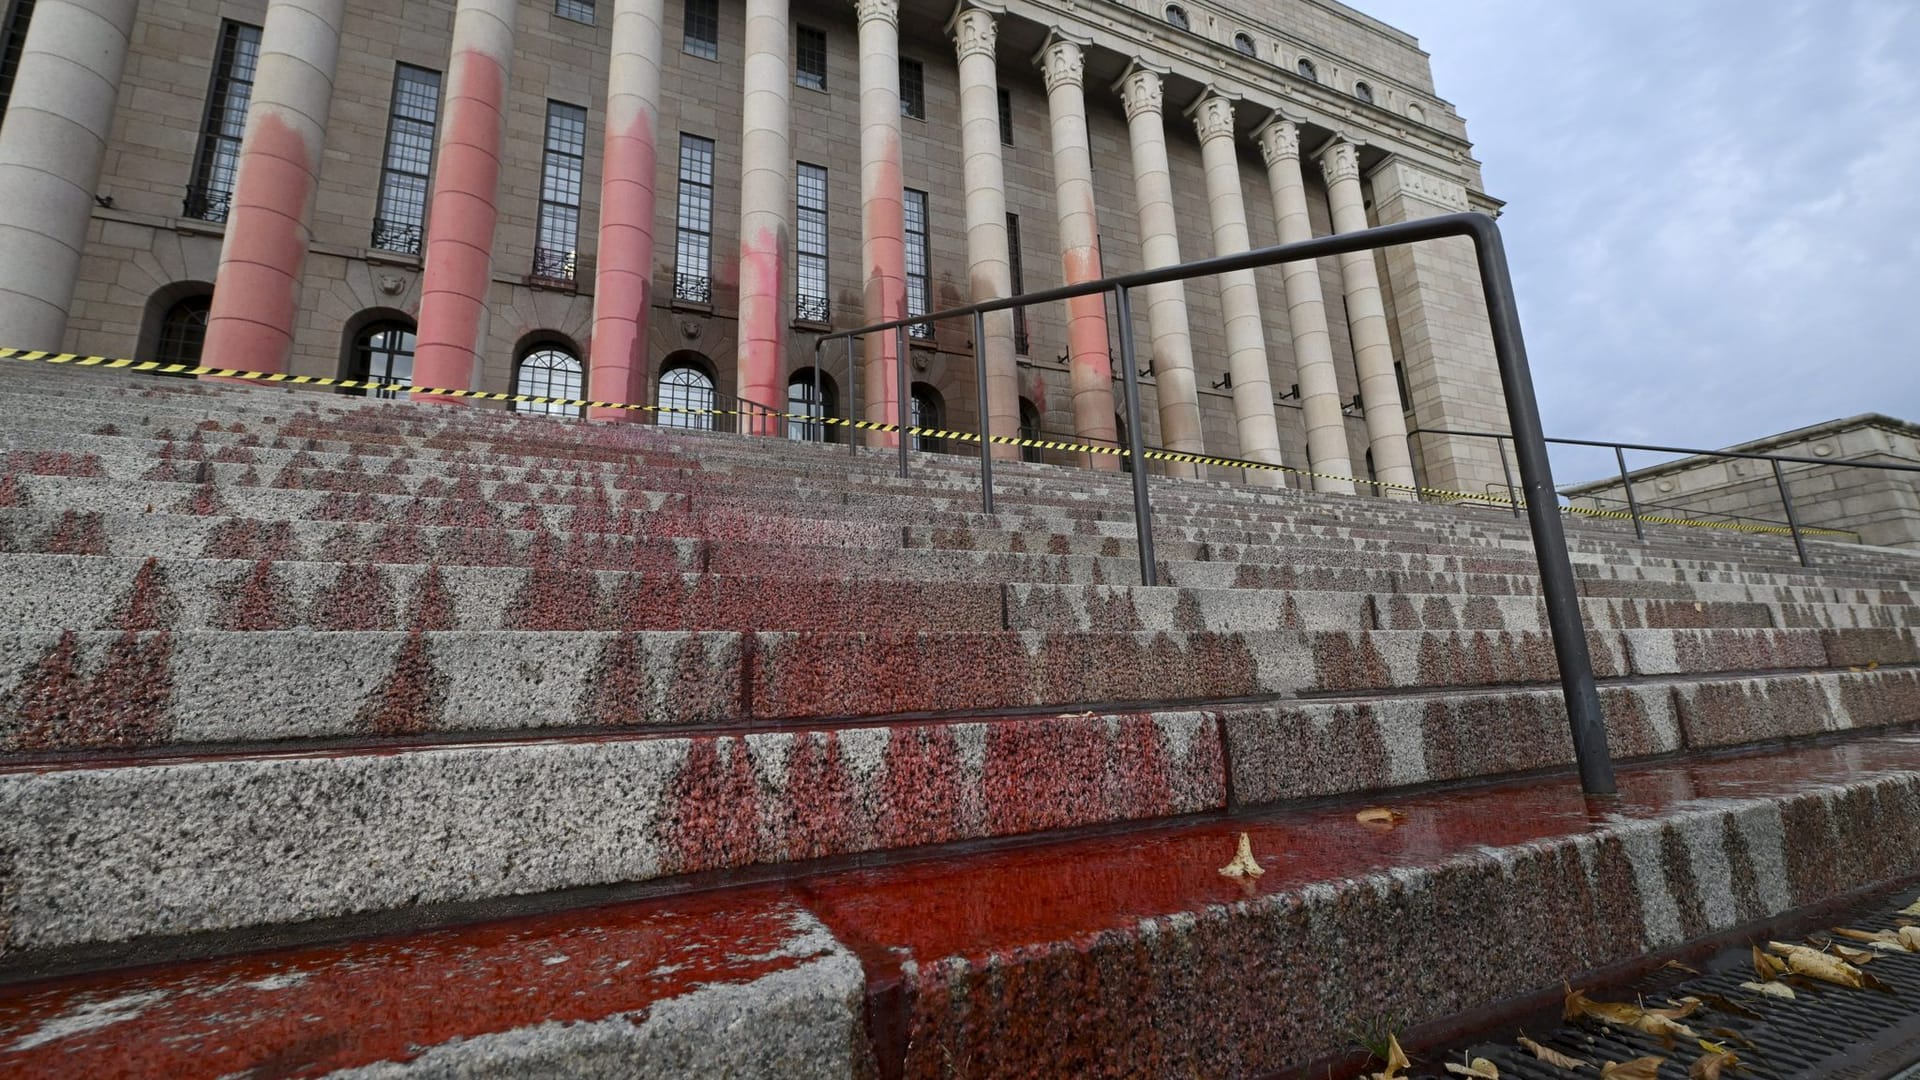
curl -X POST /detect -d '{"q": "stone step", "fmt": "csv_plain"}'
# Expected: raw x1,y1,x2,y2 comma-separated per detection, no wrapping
4,729,1917,1076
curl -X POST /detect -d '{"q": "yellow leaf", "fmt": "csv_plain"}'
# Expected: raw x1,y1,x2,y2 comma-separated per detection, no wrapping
1829,942,1876,965
1696,1039,1728,1055
1599,1057,1665,1080
1517,1035,1588,1070
1701,1050,1742,1077
1564,989,1697,1040
1897,896,1920,917
1737,979,1795,1000
1368,1033,1411,1080
1751,945,1785,981
1662,959,1702,976
1867,660,1880,670
1444,1059,1500,1079
1832,926,1905,950
1356,806,1408,830
1899,925,1920,951
1218,832,1265,878
1708,1027,1757,1050
1768,941,1867,989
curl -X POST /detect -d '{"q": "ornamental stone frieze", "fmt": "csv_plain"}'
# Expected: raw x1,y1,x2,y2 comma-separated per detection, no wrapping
1370,157,1471,213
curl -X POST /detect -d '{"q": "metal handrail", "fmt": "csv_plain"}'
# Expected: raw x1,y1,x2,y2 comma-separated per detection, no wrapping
813,212,1621,795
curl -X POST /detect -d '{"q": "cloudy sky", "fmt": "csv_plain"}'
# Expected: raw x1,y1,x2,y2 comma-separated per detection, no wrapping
1357,0,1920,483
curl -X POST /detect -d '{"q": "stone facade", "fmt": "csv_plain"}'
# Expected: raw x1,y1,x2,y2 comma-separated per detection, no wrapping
0,0,1513,494
1563,415,1920,550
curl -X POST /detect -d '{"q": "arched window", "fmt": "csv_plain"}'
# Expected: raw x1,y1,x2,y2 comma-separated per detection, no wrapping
513,347,585,416
1354,81,1374,105
1163,4,1188,30
1296,57,1318,82
155,295,211,373
659,362,716,430
1018,398,1043,464
1232,32,1256,57
349,321,417,399
909,383,943,453
787,369,837,442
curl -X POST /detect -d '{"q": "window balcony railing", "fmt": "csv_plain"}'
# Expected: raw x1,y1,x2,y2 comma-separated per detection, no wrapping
531,247,577,283
908,321,935,341
796,294,830,324
674,272,711,304
371,218,423,256
182,185,233,224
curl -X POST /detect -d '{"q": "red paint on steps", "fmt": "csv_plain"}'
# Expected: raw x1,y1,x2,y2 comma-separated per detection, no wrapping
8,630,175,751
355,630,447,736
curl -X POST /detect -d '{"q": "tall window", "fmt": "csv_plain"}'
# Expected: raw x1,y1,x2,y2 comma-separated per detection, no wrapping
0,0,35,126
997,87,1013,146
904,189,932,339
796,25,826,90
514,347,585,416
795,162,829,323
910,384,942,452
899,58,924,120
1018,398,1042,464
373,64,441,255
1006,212,1027,354
351,323,416,399
674,134,715,303
555,0,594,23
683,0,717,59
186,21,263,222
659,363,716,429
787,371,834,442
155,295,211,372
534,102,587,282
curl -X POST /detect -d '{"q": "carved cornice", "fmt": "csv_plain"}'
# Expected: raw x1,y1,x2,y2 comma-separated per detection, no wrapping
952,7,996,61
1318,140,1361,184
1118,66,1163,121
855,0,898,29
1255,118,1299,166
1037,37,1084,92
1190,94,1235,144
1371,157,1471,212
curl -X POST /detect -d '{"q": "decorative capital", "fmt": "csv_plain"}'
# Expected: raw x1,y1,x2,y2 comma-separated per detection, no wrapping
1255,119,1299,166
1118,67,1162,120
1318,140,1361,184
952,8,996,61
855,0,898,28
1190,94,1234,143
1037,37,1084,92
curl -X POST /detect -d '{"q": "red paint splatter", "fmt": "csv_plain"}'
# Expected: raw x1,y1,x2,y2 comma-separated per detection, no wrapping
220,560,293,630
355,631,446,736
663,737,765,874
315,563,396,631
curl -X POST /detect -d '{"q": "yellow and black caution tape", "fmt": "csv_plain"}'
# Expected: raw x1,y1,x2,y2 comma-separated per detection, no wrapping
0,346,1855,540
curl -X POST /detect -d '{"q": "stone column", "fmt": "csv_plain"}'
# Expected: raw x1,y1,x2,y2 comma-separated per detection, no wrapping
950,5,1020,460
588,0,665,420
734,0,789,433
1189,92,1282,484
856,0,904,445
1036,34,1118,468
0,0,139,350
201,0,347,376
1256,117,1353,493
1115,64,1202,475
412,0,516,398
1320,138,1416,495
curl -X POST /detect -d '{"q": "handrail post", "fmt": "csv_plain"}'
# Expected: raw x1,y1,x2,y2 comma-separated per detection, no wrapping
972,310,995,516
1615,445,1645,543
1772,459,1813,568
1496,435,1521,518
895,325,910,478
1113,284,1157,586
846,336,858,457
1471,220,1616,796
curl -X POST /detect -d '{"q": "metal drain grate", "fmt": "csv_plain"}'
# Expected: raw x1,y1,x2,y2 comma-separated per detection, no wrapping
1437,906,1920,1080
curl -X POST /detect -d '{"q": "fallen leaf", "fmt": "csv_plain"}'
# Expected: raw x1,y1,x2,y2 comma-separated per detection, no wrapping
1768,941,1870,989
1564,989,1697,1040
1690,992,1761,1020
1867,660,1880,670
1691,1051,1739,1080
1899,925,1920,951
1833,926,1907,951
1697,1039,1729,1055
1356,807,1407,830
1444,1059,1500,1079
1738,979,1795,1000
1218,832,1265,878
1751,945,1786,982
1900,897,1920,918
1828,942,1877,965
1646,999,1701,1022
1517,1035,1588,1070
1599,1057,1665,1080
1368,1032,1411,1080
1708,1027,1757,1050
1662,959,1702,976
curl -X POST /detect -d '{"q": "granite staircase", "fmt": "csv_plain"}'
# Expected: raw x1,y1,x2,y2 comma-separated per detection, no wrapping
1,364,1917,1078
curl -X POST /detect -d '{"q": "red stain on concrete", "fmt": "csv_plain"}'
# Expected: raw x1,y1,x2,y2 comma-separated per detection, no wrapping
355,631,447,736
220,560,294,630
315,563,397,631
113,557,179,631
405,566,457,631
775,731,861,861
47,511,106,556
663,737,764,874
9,630,175,750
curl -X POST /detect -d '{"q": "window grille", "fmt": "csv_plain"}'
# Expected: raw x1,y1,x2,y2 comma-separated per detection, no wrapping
899,57,924,119
555,0,594,23
787,373,833,442
659,365,716,429
684,0,718,59
186,21,262,222
514,348,585,415
351,323,416,399
372,64,441,255
910,385,942,452
674,134,715,303
155,295,211,374
795,162,830,323
533,101,587,282
796,25,826,90
1006,212,1027,354
997,87,1013,146
904,189,932,340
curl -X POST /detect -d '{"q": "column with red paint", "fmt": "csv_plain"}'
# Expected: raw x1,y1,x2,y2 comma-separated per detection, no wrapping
413,0,517,399
856,0,905,447
589,0,665,419
201,0,347,376
734,0,791,433
1037,35,1119,470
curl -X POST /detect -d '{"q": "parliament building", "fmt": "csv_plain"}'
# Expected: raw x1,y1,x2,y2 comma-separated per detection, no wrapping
0,0,1514,495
